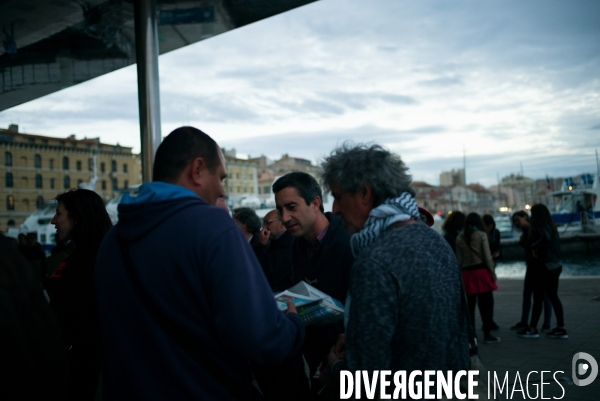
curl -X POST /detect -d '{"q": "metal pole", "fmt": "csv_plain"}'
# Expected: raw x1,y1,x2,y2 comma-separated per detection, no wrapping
134,0,162,183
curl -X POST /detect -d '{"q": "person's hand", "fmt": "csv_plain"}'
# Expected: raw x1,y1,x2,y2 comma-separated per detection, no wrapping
327,334,346,366
259,228,270,245
285,299,297,315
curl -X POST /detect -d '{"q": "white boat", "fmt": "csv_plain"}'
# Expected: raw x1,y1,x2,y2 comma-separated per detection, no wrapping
548,173,600,234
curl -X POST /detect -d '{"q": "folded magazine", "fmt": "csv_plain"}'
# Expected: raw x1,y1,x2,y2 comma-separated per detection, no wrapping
275,281,344,326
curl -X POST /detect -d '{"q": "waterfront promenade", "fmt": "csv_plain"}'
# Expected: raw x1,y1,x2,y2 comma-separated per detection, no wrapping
479,277,600,400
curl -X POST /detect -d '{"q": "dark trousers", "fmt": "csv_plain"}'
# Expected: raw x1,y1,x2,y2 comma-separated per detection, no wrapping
521,267,553,326
466,291,494,337
530,266,564,329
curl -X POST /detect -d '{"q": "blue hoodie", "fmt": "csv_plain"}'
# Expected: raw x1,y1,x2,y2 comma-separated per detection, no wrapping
95,182,304,400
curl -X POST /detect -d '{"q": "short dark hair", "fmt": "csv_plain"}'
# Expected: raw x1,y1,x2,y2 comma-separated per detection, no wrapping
321,143,413,207
512,210,529,224
233,207,262,234
272,172,324,213
482,214,496,228
153,126,220,182
55,189,112,249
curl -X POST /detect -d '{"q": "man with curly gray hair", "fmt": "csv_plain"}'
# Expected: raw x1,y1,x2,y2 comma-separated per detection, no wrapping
321,143,469,386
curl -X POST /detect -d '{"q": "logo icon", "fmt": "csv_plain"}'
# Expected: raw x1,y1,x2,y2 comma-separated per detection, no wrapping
572,352,598,386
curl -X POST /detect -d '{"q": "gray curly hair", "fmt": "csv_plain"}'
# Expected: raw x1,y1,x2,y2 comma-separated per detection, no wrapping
320,143,414,207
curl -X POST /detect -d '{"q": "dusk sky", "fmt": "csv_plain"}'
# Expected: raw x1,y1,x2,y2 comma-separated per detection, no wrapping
1,0,599,187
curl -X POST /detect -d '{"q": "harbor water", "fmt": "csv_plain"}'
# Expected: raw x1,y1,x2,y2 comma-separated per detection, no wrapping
495,252,600,278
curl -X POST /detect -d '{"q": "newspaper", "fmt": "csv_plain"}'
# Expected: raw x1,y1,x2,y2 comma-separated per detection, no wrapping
275,281,344,326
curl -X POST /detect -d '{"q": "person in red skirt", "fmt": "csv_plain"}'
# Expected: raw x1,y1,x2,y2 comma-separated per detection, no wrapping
455,212,500,344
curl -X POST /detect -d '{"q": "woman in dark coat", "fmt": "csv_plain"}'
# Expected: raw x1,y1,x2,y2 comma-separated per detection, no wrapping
44,189,112,400
517,204,567,339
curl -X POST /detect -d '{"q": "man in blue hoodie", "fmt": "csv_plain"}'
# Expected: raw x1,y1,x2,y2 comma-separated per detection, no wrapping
95,127,305,401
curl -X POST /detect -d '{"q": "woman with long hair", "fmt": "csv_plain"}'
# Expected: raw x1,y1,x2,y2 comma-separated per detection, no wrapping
44,189,113,400
510,210,553,332
455,212,500,343
442,211,466,253
517,204,567,339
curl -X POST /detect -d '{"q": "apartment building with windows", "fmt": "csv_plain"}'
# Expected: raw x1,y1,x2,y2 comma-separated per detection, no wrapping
1,125,141,230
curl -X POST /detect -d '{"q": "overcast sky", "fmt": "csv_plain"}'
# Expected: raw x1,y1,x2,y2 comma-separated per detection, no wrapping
1,0,599,186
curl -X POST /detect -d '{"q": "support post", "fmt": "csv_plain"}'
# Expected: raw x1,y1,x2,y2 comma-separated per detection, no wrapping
134,0,162,183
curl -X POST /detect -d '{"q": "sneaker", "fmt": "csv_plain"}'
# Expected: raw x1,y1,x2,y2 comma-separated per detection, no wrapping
484,335,501,344
517,328,539,339
541,324,551,333
510,322,527,331
546,328,568,339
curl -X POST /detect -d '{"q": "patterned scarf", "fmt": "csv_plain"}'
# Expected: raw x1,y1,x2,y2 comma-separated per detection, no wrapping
350,192,420,257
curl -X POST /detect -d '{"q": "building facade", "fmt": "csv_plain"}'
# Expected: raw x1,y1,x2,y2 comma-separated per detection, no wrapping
439,168,466,187
223,149,259,197
1,125,141,231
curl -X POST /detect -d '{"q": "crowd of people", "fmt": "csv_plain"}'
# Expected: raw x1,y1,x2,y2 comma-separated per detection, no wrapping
0,125,568,400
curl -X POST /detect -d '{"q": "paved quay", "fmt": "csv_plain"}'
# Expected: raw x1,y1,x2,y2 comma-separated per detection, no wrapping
476,277,600,400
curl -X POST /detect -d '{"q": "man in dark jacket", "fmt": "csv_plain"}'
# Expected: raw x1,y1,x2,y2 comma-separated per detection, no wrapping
273,172,353,395
95,127,304,401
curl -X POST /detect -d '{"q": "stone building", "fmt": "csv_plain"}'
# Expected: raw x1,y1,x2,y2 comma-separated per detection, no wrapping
222,148,258,196
1,125,141,231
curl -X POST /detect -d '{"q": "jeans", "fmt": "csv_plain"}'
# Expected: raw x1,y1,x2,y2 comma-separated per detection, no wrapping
521,266,552,327
466,291,494,336
530,265,565,329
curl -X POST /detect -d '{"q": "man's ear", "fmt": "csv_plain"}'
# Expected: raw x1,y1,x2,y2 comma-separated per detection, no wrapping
311,195,322,212
361,186,374,207
189,157,207,186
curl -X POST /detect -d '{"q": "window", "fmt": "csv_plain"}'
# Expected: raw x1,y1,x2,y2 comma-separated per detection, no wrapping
50,178,55,189
111,178,117,190
4,151,12,166
77,179,83,187
124,180,129,189
7,195,15,210
70,141,76,148
5,172,13,187
28,137,35,144
88,158,94,171
35,174,42,188
34,154,41,168
59,140,65,147
36,196,44,209
64,176,70,189
49,159,54,170
76,160,82,171
41,139,48,146
101,180,106,190
111,160,117,172
100,162,105,173
62,156,69,170
123,163,128,173
264,186,270,194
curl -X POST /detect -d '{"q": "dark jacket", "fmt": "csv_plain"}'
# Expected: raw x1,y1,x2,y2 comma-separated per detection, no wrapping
262,231,295,292
289,213,353,304
530,224,561,270
95,183,304,401
287,213,354,373
44,244,102,401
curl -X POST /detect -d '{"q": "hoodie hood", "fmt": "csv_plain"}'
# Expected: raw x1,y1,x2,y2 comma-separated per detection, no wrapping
116,182,206,242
